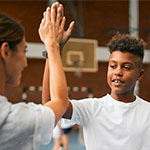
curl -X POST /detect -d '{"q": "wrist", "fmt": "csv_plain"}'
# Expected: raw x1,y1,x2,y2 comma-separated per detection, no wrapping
42,41,62,58
45,40,60,49
42,50,62,58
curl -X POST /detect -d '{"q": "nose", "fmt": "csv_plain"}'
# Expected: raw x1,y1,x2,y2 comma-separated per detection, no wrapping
114,67,123,76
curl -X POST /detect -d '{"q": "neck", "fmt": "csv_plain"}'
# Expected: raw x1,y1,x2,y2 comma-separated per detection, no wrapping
110,92,136,103
0,56,5,95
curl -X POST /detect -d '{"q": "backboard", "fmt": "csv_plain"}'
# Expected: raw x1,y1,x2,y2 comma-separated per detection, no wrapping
62,38,98,72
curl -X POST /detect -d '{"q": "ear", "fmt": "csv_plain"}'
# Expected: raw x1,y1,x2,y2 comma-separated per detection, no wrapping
0,42,12,62
137,68,145,81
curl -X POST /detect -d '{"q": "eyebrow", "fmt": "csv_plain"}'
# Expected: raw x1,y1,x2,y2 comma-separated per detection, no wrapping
109,60,134,65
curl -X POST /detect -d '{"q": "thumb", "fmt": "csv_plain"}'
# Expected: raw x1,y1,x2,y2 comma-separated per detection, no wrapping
66,21,75,37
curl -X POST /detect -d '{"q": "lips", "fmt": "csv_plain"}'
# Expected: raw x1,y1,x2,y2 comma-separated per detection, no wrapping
112,79,125,86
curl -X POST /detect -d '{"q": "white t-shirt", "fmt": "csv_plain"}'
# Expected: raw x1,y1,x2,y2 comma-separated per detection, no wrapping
0,95,55,150
53,122,61,139
69,94,150,150
60,118,74,129
53,118,74,139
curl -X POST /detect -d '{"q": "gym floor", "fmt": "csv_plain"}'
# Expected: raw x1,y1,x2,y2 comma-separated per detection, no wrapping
40,132,86,150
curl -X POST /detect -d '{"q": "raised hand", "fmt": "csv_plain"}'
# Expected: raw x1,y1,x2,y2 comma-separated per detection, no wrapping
59,19,75,50
38,3,66,48
56,3,75,49
39,2,75,51
40,2,69,125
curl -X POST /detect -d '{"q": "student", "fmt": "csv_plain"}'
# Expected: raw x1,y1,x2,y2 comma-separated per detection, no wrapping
52,119,74,150
62,33,150,150
53,121,62,150
0,2,74,150
42,27,150,149
60,118,74,150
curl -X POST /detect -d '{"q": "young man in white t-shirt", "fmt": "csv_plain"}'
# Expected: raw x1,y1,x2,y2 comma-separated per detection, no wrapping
42,4,150,150
62,33,150,150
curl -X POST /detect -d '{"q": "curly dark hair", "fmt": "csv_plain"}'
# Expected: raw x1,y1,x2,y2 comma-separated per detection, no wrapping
107,32,147,60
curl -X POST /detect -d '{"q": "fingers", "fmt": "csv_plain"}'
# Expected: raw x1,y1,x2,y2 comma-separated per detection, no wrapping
56,4,63,28
39,11,46,34
66,21,75,36
46,7,51,25
51,3,57,25
60,3,64,19
41,2,62,26
54,1,60,9
60,16,66,32
42,11,46,25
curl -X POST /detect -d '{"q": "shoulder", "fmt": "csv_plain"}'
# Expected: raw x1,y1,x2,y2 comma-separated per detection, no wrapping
0,97,54,145
70,95,107,109
6,101,54,129
68,95,107,125
136,96,150,115
11,101,52,113
0,95,11,108
137,96,150,107
8,103,37,129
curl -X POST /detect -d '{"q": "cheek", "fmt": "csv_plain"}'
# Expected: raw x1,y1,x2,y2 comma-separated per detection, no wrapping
123,73,139,89
107,69,112,85
15,54,26,67
107,68,112,78
128,77,138,85
127,72,139,81
7,58,21,77
20,55,27,67
4,53,25,86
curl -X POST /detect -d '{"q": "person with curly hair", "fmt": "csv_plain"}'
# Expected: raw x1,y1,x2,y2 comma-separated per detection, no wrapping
58,32,150,149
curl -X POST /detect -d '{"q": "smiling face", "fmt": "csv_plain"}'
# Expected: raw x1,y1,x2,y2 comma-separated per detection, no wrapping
4,37,28,86
107,50,144,100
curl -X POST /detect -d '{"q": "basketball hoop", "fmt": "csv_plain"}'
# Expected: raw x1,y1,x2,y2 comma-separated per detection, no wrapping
62,38,98,74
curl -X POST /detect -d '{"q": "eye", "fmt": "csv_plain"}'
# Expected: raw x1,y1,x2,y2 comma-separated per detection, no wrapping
25,49,28,53
110,64,116,69
123,66,132,70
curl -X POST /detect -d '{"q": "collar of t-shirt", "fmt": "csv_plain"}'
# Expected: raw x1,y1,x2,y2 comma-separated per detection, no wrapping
0,95,11,127
106,94,139,108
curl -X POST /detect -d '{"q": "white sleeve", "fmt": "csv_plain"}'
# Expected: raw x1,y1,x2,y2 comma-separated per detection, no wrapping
69,99,93,126
0,99,55,150
27,103,55,145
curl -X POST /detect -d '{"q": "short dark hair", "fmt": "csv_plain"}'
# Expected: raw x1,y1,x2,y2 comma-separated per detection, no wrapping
0,13,24,50
107,32,147,60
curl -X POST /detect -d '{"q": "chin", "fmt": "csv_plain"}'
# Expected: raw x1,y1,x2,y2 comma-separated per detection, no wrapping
113,90,130,95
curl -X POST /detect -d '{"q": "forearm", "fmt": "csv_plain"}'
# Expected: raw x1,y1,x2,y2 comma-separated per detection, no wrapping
42,45,63,105
39,3,73,125
47,42,68,101
44,41,68,124
42,59,50,105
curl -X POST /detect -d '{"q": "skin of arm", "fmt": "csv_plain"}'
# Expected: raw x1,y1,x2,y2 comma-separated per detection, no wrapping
41,2,74,120
42,59,50,104
39,3,72,125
